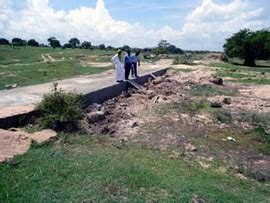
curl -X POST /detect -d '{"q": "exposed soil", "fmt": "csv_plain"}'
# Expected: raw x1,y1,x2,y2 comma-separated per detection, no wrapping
83,65,270,182
0,128,57,162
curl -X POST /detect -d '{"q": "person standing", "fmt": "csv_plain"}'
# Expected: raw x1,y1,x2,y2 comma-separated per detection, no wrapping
131,51,141,78
124,50,132,80
111,50,125,82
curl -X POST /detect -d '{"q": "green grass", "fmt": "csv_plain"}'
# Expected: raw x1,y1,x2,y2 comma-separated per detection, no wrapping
210,62,270,85
210,62,270,73
0,46,115,65
0,134,269,202
248,127,270,155
191,84,238,97
0,60,112,90
0,46,115,89
0,46,59,65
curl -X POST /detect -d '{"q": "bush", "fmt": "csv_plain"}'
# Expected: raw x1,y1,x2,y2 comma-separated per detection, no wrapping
36,83,83,131
173,55,192,65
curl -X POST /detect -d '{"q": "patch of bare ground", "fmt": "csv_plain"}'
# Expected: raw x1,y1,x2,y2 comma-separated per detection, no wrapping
83,66,270,182
0,128,57,162
80,62,112,68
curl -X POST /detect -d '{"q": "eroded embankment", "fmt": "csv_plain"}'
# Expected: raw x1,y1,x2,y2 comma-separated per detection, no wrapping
84,69,270,182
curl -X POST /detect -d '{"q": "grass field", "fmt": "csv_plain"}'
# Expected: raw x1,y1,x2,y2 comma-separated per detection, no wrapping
0,46,114,90
210,62,270,85
1,134,269,202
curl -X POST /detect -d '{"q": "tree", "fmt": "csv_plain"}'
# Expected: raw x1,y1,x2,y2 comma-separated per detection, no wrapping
68,38,80,48
166,45,184,54
0,38,9,45
154,40,183,55
155,39,170,54
99,44,106,50
107,46,113,50
47,37,61,49
80,41,92,49
122,45,131,52
12,38,26,46
28,39,39,47
63,43,72,49
224,29,270,66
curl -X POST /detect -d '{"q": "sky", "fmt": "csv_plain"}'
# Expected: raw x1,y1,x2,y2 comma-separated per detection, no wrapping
0,0,269,51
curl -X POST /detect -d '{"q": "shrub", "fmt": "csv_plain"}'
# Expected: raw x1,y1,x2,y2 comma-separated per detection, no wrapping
36,83,83,131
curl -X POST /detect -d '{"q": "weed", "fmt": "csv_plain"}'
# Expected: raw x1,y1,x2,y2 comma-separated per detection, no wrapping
214,110,232,124
191,84,238,97
249,127,270,155
36,83,83,131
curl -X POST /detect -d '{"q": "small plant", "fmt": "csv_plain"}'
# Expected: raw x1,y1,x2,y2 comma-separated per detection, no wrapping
249,126,270,155
214,110,232,124
173,55,190,65
191,84,238,97
36,82,83,131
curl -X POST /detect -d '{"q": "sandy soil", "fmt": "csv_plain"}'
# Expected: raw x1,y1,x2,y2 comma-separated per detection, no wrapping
0,104,35,119
0,129,57,162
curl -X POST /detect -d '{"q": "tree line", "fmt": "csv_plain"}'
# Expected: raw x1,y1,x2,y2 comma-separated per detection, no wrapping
1,28,269,65
0,37,185,54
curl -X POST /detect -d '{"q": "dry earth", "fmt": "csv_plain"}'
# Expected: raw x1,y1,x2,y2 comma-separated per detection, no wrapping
1,58,269,181
0,129,57,162
84,61,270,182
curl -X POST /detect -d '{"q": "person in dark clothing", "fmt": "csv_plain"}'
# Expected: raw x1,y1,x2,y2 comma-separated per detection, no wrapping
131,51,141,78
124,50,132,80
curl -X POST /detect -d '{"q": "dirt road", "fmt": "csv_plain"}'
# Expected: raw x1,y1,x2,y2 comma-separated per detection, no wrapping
0,60,172,118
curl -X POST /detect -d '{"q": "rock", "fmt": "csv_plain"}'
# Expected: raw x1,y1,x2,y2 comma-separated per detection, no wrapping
87,111,106,123
146,90,156,99
185,143,197,152
5,85,12,90
5,84,17,90
121,137,128,142
191,195,207,203
223,98,232,105
119,103,128,107
152,77,163,85
227,136,236,142
210,77,224,85
211,101,223,108
131,121,139,128
165,78,173,83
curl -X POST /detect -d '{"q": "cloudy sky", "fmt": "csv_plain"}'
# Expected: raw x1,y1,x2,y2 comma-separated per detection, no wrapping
0,0,269,50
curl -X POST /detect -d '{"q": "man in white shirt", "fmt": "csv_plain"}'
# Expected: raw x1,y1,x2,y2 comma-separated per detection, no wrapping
131,51,141,78
111,50,125,82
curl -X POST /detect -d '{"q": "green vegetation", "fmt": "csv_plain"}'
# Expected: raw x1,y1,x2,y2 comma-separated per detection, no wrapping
1,134,269,202
36,84,83,131
224,29,270,66
173,54,190,65
191,84,238,97
248,127,270,155
210,62,270,85
0,46,113,90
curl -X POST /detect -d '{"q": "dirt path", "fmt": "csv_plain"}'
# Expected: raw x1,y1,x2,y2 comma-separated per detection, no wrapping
0,53,64,67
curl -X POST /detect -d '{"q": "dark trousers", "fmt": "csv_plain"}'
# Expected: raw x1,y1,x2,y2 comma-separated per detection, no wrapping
132,62,138,77
125,63,132,80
